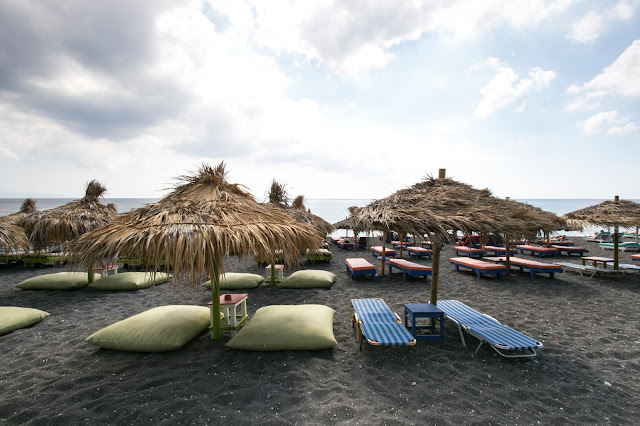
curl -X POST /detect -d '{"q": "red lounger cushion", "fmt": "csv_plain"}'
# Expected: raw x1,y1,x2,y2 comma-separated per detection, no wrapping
508,258,562,269
346,258,375,271
450,257,507,271
388,259,432,271
407,247,432,254
516,245,558,253
370,246,396,256
455,246,484,253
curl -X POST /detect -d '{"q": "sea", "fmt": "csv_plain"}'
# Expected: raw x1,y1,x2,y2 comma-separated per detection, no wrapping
2,198,638,236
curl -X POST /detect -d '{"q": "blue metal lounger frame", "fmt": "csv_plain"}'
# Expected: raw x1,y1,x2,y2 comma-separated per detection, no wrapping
350,298,416,351
437,300,542,358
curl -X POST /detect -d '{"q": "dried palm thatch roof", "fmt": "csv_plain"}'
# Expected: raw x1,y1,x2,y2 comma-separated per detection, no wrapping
0,223,30,252
18,181,116,249
67,163,320,339
266,180,333,237
0,198,38,225
564,199,640,229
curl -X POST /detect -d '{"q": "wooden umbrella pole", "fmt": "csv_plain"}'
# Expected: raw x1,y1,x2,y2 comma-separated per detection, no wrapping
269,261,276,287
87,265,94,284
613,225,619,270
210,259,222,340
399,234,404,258
429,237,441,305
381,231,387,275
504,237,511,274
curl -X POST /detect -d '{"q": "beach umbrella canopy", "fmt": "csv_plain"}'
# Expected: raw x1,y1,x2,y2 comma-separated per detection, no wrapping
353,170,558,304
0,223,30,252
0,198,38,225
564,197,640,269
18,181,116,250
67,163,320,340
266,181,334,238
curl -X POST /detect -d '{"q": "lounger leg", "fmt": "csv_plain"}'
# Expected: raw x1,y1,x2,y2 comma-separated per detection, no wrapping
456,323,466,347
530,270,535,279
474,340,484,355
476,270,481,279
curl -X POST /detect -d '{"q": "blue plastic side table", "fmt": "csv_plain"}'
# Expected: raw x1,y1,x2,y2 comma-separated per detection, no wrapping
404,303,445,341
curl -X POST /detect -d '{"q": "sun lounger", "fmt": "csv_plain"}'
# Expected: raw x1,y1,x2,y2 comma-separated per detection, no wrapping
436,300,542,357
345,258,376,280
391,241,414,248
450,257,508,279
357,236,369,250
406,246,433,259
598,242,640,252
619,263,640,273
307,248,333,262
585,231,611,242
370,246,396,258
553,262,625,278
501,257,563,279
387,259,432,282
337,240,355,250
516,245,559,257
632,254,640,262
350,298,416,350
551,245,589,256
483,245,518,256
453,246,485,257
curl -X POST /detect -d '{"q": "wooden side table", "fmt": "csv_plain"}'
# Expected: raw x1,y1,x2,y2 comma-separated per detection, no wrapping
208,293,248,338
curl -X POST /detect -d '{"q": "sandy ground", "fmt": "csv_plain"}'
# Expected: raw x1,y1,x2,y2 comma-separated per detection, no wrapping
1,238,638,425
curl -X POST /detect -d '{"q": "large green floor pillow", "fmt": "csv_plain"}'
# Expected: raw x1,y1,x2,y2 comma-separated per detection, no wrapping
88,272,170,291
203,273,265,290
16,272,101,290
226,304,337,351
0,307,50,335
86,305,213,352
279,270,336,289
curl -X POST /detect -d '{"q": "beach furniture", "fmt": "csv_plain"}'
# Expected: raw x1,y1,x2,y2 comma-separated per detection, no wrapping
453,246,485,257
584,231,611,242
632,254,640,262
387,258,432,282
403,303,445,341
495,256,563,279
337,240,355,250
306,248,333,262
391,240,414,248
619,263,640,273
553,262,625,278
598,242,640,252
350,298,416,350
483,245,518,256
357,236,369,250
437,300,542,357
406,246,433,259
516,244,559,257
551,245,588,256
450,257,508,279
370,246,396,258
345,258,376,280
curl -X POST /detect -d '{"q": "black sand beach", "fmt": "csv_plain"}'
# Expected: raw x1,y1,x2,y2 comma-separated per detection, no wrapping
1,239,638,425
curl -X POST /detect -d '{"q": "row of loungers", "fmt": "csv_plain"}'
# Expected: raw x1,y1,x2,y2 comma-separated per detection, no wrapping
345,258,432,282
350,298,542,357
454,244,589,258
450,256,564,279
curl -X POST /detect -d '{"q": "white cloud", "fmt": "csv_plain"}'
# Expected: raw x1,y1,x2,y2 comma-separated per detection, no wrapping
473,58,556,117
577,110,638,134
566,11,604,43
566,1,637,44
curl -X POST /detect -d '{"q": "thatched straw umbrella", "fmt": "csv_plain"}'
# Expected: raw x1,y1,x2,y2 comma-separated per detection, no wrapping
564,197,640,269
353,169,552,304
67,163,319,340
0,223,30,253
18,181,115,250
0,198,38,225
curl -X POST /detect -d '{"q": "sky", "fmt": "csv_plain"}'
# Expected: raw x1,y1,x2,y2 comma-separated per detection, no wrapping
0,0,639,202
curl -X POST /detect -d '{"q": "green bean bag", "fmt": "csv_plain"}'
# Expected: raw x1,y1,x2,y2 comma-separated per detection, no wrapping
88,272,170,291
86,305,213,352
0,307,50,335
16,272,101,290
203,273,265,290
226,304,337,351
279,270,336,288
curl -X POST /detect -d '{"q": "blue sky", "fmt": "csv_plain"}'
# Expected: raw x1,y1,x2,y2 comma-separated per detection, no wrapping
0,0,638,202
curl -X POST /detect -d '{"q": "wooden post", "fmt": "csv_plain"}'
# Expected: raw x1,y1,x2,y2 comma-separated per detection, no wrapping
438,169,446,179
614,196,619,270
381,231,387,275
504,237,511,274
429,237,441,305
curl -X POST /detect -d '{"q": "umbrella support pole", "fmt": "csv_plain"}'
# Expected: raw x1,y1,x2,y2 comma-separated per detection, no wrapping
210,262,222,340
429,240,441,305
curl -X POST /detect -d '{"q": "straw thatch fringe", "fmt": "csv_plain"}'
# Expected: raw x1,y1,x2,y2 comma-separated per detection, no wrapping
0,223,30,252
564,199,640,229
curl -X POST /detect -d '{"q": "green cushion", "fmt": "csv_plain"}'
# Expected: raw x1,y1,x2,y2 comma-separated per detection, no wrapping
86,305,211,352
0,307,50,335
279,270,336,288
203,273,265,290
16,272,101,290
88,272,169,291
226,304,337,351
